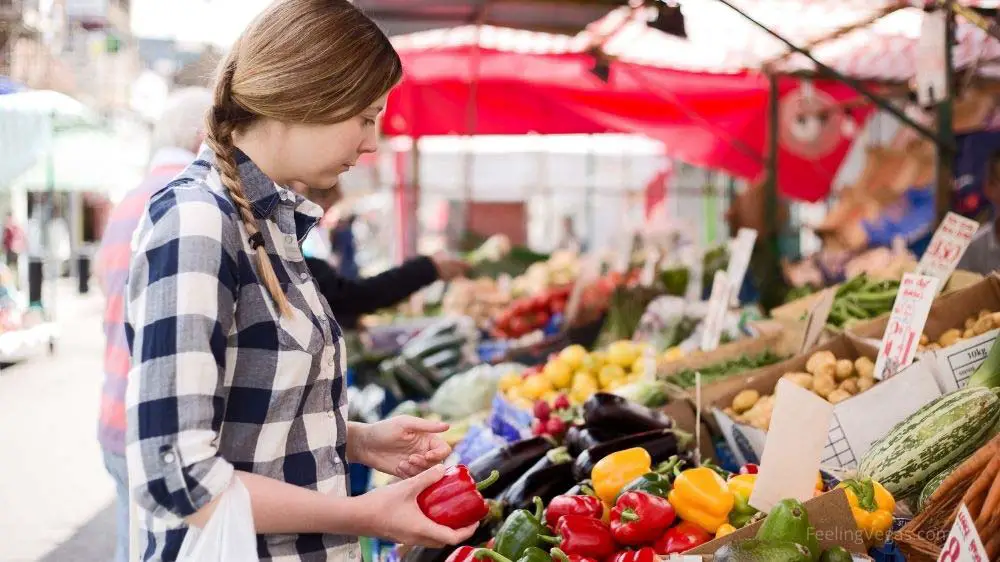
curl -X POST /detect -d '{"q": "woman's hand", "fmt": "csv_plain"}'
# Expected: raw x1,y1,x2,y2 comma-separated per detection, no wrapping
351,416,451,477
360,465,479,547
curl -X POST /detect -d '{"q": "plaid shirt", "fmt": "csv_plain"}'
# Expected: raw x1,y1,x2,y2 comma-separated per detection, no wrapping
97,148,193,456
126,147,356,562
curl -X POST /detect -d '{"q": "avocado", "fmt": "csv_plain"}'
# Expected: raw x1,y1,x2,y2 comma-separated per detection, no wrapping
714,539,812,562
819,547,852,562
755,499,822,562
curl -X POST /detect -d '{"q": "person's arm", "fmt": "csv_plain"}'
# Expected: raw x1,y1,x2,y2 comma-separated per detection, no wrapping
307,256,439,317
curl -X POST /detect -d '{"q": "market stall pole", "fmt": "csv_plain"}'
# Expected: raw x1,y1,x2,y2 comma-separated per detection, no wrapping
936,2,957,225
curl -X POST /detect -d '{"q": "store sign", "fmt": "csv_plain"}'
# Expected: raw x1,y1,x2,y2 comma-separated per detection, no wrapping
873,273,941,380
700,271,730,352
916,212,979,292
937,505,988,562
726,228,757,307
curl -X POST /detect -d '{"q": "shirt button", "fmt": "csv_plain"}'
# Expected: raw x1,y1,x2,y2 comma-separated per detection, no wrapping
162,452,176,464
327,410,336,419
300,272,308,280
284,234,294,244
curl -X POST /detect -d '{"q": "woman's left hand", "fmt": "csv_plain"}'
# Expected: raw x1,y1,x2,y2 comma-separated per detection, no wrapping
352,416,451,478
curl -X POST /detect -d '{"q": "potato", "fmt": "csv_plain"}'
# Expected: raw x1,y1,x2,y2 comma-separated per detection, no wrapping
965,317,976,331
854,357,875,379
783,372,814,390
972,315,995,336
839,378,859,395
963,328,975,339
979,309,992,320
815,362,837,381
732,389,760,414
827,389,852,404
806,351,837,376
813,374,837,398
919,333,930,346
857,376,876,392
939,328,962,348
834,359,854,381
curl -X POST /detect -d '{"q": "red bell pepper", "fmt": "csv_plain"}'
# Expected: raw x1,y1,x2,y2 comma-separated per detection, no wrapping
416,465,500,529
653,521,712,555
609,491,676,545
446,546,482,562
544,495,605,529
608,547,658,562
541,515,616,560
549,548,598,562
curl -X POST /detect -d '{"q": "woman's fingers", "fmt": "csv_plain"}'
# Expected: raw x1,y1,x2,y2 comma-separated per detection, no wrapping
401,415,450,434
420,521,479,546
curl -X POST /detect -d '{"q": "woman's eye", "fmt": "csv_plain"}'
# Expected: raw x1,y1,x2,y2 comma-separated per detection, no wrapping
362,117,376,127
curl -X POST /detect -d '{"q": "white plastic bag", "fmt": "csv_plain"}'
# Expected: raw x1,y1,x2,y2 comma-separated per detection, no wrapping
176,478,258,562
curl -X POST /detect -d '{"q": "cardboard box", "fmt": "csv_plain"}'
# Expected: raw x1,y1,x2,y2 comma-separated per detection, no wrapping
849,273,1000,391
661,399,716,463
686,489,867,556
706,335,942,468
658,329,792,379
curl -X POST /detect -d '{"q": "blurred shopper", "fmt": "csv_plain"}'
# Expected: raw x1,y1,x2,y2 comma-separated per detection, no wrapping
557,215,583,252
331,213,360,279
958,151,1000,275
124,3,476,560
2,212,23,276
93,87,213,562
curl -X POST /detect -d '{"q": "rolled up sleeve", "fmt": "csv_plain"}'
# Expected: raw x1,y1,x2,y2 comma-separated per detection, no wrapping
124,185,240,522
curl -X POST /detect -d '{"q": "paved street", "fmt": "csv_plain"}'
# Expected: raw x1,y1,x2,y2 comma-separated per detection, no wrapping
1,281,116,562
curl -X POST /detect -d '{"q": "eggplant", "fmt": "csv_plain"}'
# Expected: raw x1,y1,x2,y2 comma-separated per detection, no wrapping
572,428,691,481
563,479,595,496
496,447,576,512
565,426,626,457
468,435,556,498
582,393,674,434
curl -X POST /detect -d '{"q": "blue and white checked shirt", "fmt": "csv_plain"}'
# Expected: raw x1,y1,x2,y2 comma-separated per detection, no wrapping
125,147,357,562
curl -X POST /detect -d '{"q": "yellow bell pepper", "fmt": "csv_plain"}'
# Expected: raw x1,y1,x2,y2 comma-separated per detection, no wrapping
591,447,651,505
715,523,737,538
837,479,895,543
668,467,734,534
726,474,758,528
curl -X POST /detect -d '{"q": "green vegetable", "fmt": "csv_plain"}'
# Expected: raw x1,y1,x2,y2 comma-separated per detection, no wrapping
918,461,963,512
826,274,900,329
756,499,821,562
859,386,1000,497
819,547,853,562
611,379,670,407
494,497,553,561
968,335,1000,390
714,539,812,562
429,364,505,420
669,351,787,389
597,286,662,348
516,547,552,562
659,267,690,297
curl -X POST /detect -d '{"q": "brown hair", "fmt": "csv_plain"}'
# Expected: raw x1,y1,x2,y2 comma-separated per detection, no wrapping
205,0,401,316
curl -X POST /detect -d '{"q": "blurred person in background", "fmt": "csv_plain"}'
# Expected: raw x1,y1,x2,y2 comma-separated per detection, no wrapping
958,150,1000,275
2,212,24,277
330,212,360,279
124,2,477,560
93,86,213,562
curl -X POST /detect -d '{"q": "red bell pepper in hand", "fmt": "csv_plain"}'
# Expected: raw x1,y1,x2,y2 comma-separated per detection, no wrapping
417,465,500,529
446,546,483,562
545,495,605,529
608,547,658,562
610,491,676,545
542,515,616,560
549,547,597,562
653,521,712,555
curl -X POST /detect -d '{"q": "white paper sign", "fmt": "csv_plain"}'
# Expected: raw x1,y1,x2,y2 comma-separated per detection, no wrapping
700,271,731,352
750,380,834,512
916,212,979,291
799,288,836,353
916,10,948,107
937,504,988,562
726,228,758,307
873,273,941,380
640,248,659,287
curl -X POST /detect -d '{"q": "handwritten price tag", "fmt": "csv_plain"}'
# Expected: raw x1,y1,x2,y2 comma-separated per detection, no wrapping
726,228,758,307
873,273,941,380
701,271,731,352
916,212,979,292
937,504,988,562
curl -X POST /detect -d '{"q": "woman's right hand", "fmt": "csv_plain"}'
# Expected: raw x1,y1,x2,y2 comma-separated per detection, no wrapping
360,465,479,547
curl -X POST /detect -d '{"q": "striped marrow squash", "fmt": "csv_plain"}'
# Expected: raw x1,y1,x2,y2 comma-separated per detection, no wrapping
858,386,1000,498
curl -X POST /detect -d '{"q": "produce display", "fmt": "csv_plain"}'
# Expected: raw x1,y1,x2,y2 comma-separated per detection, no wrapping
499,342,667,409
827,274,899,329
667,351,786,390
379,318,479,400
491,285,572,340
919,308,1000,351
724,352,879,431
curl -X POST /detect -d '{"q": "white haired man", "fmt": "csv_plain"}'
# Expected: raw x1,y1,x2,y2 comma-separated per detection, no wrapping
94,87,213,562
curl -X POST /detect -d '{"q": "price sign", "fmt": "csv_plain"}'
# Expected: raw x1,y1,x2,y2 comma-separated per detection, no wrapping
639,248,659,287
916,212,979,291
937,504,988,562
726,228,757,307
873,273,941,380
700,271,731,352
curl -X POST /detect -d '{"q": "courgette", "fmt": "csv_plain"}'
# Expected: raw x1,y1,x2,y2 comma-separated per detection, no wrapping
918,460,964,512
858,386,1000,497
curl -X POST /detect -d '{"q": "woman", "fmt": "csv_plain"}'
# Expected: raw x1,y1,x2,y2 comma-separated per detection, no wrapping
125,2,477,560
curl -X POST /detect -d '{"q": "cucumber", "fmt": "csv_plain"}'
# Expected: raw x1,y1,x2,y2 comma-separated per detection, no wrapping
859,386,1000,498
403,334,467,361
918,461,963,512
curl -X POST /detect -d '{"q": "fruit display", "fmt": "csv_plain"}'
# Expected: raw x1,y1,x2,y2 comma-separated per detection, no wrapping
724,352,879,431
827,274,900,329
920,308,1000,351
499,342,663,409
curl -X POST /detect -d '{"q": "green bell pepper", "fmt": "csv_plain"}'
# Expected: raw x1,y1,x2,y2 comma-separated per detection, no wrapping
494,497,553,561
517,547,552,562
